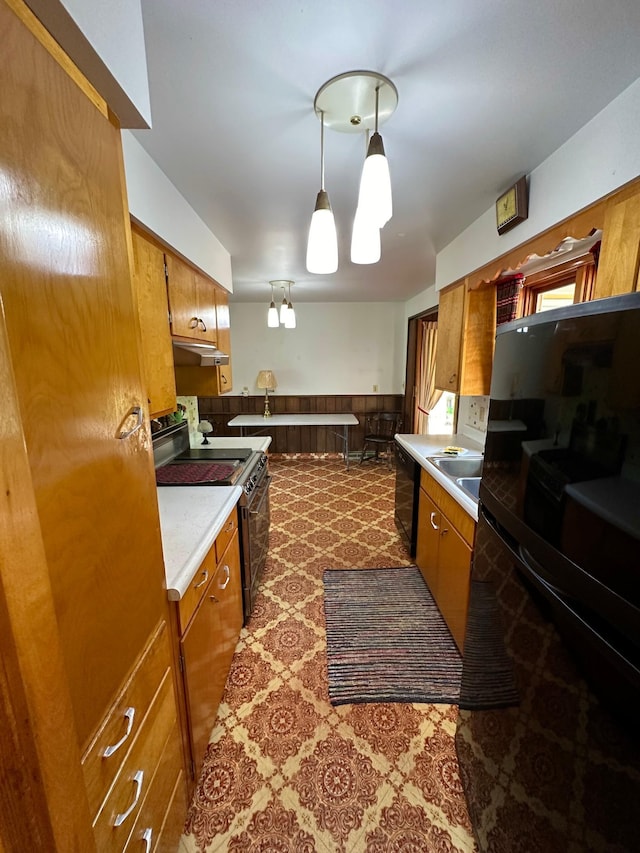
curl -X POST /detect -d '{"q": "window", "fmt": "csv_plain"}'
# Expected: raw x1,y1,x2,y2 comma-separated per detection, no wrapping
521,255,596,317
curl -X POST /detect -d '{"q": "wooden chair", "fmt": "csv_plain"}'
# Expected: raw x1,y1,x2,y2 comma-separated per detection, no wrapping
359,412,402,467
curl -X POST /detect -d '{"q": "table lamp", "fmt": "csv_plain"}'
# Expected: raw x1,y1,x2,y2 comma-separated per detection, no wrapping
256,370,277,418
197,420,213,444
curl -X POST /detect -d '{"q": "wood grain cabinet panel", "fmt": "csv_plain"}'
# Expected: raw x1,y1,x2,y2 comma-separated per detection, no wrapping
435,281,496,396
166,256,217,344
595,187,640,299
416,469,475,652
130,227,177,418
179,528,243,782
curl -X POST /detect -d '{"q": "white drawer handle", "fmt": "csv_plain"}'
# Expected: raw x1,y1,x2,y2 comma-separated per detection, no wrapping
219,564,230,590
103,707,135,758
194,569,209,589
114,769,144,827
142,827,153,852
430,512,439,531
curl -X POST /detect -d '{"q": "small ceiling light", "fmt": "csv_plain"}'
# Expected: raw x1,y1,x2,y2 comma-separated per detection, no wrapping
267,282,279,327
306,109,338,275
356,84,392,228
284,281,296,328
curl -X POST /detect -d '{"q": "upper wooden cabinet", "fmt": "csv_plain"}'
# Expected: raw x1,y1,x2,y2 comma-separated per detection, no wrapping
214,288,233,392
435,281,495,396
166,256,217,344
593,186,640,299
131,227,177,418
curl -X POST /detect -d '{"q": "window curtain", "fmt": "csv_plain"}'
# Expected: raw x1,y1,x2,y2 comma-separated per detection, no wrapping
496,274,524,325
415,320,442,434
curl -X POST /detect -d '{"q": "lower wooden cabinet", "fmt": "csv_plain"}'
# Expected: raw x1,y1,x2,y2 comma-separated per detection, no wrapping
81,621,187,852
416,469,475,651
174,508,243,784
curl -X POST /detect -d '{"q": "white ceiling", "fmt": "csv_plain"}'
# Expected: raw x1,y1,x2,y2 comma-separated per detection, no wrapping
133,0,640,304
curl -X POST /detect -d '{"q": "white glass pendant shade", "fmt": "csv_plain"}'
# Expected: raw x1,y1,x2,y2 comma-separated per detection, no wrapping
357,132,392,228
284,302,296,328
350,205,381,264
279,293,289,323
306,190,338,274
267,300,279,327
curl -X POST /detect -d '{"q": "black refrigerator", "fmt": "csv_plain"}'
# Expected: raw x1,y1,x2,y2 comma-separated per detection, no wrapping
456,293,640,852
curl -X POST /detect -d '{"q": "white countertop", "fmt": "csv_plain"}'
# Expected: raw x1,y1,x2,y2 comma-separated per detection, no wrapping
157,485,242,601
190,435,272,452
395,433,485,521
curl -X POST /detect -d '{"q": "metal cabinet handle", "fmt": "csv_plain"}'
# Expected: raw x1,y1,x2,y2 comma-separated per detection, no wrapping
198,317,207,332
441,527,449,536
103,707,135,758
114,769,144,826
194,569,209,589
117,406,144,440
222,373,228,384
430,512,439,531
142,828,153,852
219,564,230,590
449,372,457,384
189,316,199,329
223,519,235,533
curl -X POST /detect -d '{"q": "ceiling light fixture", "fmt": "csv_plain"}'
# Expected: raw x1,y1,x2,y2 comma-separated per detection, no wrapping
306,110,338,275
309,70,398,272
267,280,295,329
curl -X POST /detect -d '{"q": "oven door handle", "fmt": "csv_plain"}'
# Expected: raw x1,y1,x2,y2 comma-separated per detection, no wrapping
249,475,272,515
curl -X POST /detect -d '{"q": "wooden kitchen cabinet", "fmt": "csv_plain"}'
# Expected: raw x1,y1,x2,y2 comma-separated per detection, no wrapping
435,280,496,396
416,469,475,651
176,509,243,783
0,5,186,849
214,287,233,392
131,226,178,417
594,184,640,299
166,256,217,343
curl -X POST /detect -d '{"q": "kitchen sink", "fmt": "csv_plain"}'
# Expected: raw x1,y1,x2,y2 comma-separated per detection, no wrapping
456,476,481,500
432,456,484,478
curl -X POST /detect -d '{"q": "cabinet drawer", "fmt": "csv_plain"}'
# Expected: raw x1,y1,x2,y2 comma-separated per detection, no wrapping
214,507,238,563
123,720,184,853
82,622,171,817
92,672,177,852
177,542,218,634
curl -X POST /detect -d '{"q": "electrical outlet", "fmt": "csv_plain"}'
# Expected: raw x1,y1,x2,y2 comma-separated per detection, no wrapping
479,406,486,421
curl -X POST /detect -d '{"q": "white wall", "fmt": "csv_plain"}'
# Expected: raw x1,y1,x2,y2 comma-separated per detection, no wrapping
436,76,640,290
228,302,405,396
26,0,151,128
122,133,233,291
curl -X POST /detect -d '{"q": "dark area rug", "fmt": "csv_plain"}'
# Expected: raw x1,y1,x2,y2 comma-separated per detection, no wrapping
323,566,462,705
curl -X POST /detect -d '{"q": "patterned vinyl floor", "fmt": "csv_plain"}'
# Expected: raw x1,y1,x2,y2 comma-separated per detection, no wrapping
179,455,478,853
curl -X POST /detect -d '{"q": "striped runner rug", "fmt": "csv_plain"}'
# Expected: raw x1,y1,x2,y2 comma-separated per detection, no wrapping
323,566,462,705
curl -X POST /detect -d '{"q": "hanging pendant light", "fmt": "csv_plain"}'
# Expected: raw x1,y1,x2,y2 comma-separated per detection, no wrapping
267,282,279,327
306,110,338,275
279,287,289,323
284,281,296,328
351,131,381,264
356,84,392,228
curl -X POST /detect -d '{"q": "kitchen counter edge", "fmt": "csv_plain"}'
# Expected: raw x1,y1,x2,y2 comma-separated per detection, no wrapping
157,485,243,601
395,433,484,521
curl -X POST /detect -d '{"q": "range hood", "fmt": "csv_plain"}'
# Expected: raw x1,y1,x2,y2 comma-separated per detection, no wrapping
172,340,230,366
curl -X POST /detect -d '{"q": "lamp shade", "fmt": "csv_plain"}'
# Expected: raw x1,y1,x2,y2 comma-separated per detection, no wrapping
306,190,338,274
267,301,279,327
357,132,392,228
256,370,277,390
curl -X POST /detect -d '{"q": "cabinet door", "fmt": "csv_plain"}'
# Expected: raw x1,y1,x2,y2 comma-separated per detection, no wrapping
180,532,242,780
416,488,440,598
434,283,464,392
166,254,200,339
1,15,166,748
131,229,177,417
435,517,472,652
194,272,217,344
214,287,233,392
595,189,640,299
